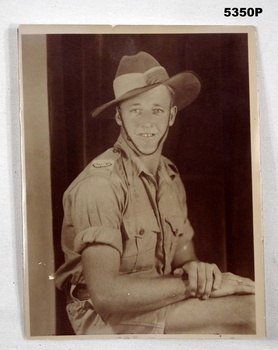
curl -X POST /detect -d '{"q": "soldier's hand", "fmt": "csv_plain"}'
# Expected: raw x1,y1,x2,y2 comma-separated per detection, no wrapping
173,261,222,299
210,272,255,297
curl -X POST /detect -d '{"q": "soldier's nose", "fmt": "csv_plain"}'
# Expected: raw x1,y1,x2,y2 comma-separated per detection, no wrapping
141,122,152,128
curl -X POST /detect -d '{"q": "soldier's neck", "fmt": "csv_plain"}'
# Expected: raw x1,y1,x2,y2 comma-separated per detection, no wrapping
140,152,161,176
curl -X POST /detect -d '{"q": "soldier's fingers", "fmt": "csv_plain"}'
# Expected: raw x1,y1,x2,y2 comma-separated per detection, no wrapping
240,277,255,287
212,264,222,290
173,268,184,277
186,263,198,296
196,262,206,297
235,283,255,295
202,264,214,299
245,278,255,287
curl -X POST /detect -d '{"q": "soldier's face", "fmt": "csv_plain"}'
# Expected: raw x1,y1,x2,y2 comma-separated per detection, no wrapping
116,85,177,155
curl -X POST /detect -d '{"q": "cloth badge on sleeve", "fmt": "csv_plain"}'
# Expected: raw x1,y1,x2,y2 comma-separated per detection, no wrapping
92,159,115,168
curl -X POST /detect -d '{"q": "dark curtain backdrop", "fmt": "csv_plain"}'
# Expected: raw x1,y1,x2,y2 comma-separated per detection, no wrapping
47,33,254,335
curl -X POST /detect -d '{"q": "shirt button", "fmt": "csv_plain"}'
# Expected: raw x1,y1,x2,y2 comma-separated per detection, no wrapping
113,148,119,153
139,228,145,236
175,229,179,235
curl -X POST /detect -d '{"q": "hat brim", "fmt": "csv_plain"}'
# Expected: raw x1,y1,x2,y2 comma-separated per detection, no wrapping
90,71,201,118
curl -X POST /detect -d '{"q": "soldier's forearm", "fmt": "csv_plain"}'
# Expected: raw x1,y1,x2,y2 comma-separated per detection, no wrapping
82,245,191,316
90,274,189,316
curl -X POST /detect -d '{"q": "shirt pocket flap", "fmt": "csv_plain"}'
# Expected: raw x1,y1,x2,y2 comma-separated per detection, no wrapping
165,215,184,236
123,213,160,239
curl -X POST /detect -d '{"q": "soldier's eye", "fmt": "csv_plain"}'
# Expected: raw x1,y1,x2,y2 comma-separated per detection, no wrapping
130,108,141,114
153,108,164,114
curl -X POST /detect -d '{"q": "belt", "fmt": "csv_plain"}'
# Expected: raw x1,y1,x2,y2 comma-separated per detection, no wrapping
65,284,91,304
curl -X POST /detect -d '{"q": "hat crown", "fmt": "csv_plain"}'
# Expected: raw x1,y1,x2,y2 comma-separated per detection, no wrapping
115,51,161,77
113,52,169,99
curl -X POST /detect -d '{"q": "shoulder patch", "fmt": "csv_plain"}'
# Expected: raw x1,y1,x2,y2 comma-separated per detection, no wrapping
91,159,115,169
90,147,121,173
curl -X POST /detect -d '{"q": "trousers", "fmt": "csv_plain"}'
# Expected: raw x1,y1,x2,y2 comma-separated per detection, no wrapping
66,285,256,335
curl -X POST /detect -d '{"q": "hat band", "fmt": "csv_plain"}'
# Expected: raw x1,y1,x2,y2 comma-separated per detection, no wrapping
113,66,169,99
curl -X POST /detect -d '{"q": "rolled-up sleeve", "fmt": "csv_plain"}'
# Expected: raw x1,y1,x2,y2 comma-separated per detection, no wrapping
64,174,125,256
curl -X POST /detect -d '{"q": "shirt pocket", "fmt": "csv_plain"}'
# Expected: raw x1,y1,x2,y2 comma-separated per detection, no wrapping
119,213,160,274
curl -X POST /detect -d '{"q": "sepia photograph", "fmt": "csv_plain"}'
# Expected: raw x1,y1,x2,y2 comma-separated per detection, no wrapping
18,25,265,338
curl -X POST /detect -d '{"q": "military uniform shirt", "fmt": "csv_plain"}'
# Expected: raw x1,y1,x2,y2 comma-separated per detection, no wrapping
55,134,194,291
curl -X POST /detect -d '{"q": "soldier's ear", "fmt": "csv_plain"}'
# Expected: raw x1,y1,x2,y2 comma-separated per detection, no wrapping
115,107,122,126
169,106,177,127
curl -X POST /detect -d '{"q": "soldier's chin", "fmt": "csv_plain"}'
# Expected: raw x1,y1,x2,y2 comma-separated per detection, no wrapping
125,133,162,155
135,143,158,155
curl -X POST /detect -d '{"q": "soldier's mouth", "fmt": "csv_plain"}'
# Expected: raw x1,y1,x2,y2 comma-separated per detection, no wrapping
139,133,156,138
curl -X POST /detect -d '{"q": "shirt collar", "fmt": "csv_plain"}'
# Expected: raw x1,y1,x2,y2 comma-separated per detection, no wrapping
158,157,178,185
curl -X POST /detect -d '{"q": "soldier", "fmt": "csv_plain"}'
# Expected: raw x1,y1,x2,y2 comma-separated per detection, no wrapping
55,52,255,335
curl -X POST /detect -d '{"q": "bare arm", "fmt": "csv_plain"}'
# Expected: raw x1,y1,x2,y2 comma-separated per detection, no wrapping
82,244,191,317
171,239,197,269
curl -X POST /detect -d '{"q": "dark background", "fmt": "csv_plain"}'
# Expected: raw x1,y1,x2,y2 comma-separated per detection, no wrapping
47,33,254,334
